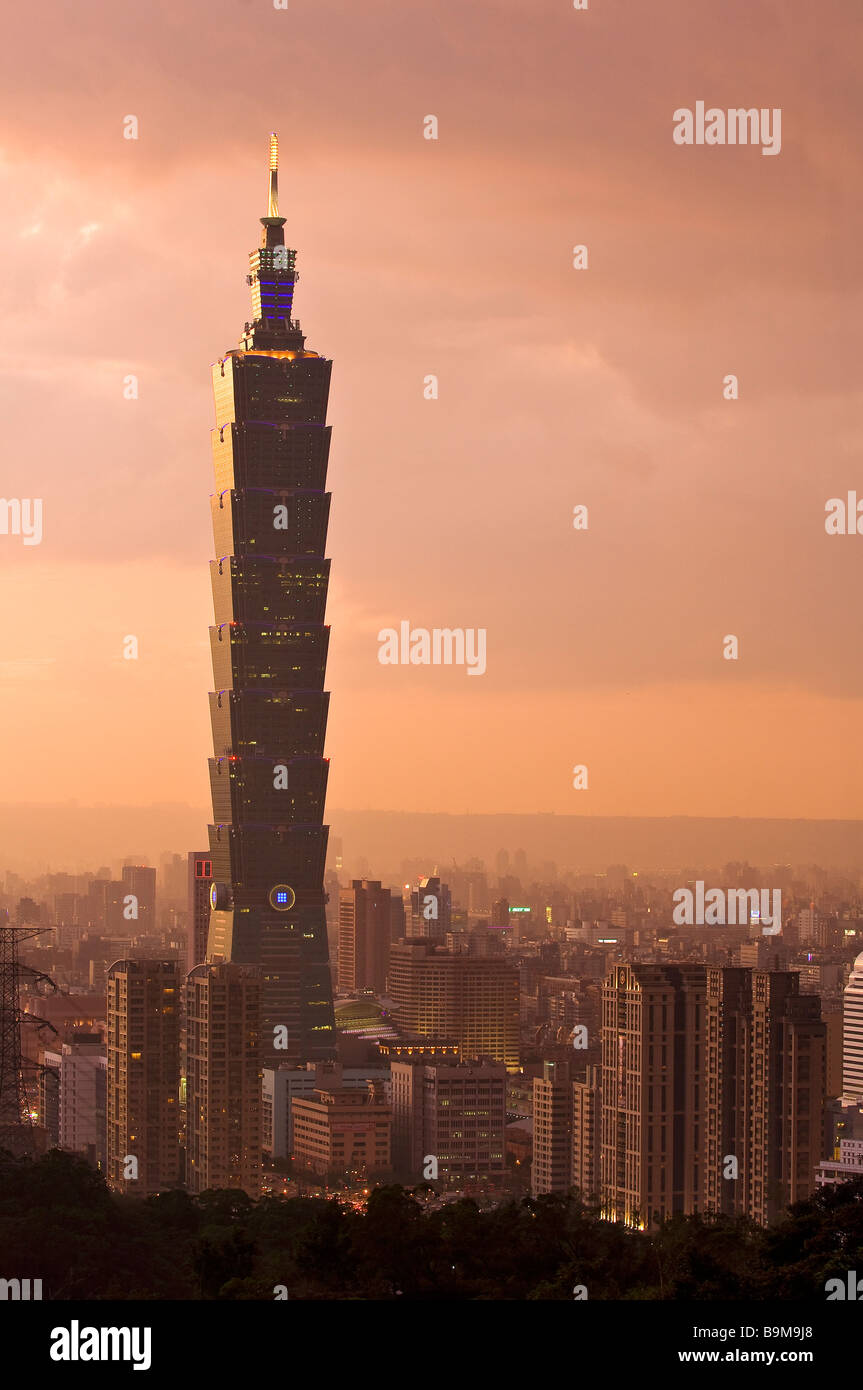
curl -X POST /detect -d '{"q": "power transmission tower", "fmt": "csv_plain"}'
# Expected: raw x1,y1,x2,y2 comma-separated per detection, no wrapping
0,918,54,1155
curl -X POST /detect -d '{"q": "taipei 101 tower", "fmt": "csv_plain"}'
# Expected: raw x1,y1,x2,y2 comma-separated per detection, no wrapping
204,135,337,1064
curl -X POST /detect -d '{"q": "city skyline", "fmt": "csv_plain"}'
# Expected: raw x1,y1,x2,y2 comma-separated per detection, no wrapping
1,0,863,1341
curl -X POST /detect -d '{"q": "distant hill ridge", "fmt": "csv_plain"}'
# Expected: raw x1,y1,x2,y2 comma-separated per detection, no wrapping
2,803,862,875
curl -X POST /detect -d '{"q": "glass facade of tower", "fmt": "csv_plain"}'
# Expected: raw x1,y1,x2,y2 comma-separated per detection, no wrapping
204,171,336,1064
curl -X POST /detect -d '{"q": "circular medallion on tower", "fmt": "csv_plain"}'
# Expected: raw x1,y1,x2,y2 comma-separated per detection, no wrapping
269,884,296,912
210,882,231,911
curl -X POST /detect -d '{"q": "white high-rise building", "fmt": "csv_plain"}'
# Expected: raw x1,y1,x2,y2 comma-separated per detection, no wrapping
42,1035,107,1169
59,1037,106,1166
841,952,863,1104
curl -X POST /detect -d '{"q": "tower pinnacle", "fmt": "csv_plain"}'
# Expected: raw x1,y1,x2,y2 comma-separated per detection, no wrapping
244,131,298,347
260,131,287,248
268,132,279,218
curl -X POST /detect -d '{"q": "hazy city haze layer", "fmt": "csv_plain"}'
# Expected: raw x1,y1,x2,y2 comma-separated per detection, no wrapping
3,804,863,876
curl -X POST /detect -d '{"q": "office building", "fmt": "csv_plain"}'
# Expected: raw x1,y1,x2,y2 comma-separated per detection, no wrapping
798,906,818,945
203,133,336,1064
121,865,156,932
338,880,393,994
391,1056,506,1190
292,1080,391,1178
409,876,452,940
103,881,129,934
85,879,110,932
262,1060,390,1158
388,940,519,1070
490,898,510,930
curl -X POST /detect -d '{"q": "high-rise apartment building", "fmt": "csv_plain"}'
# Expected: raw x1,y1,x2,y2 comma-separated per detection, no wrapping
703,966,825,1223
388,940,519,1071
391,1056,506,1189
746,971,825,1223
338,880,392,994
203,134,336,1065
106,959,181,1196
185,961,262,1197
187,850,213,974
572,1063,601,1202
841,951,863,1105
532,1059,574,1197
181,854,212,1168
601,962,705,1228
703,965,749,1217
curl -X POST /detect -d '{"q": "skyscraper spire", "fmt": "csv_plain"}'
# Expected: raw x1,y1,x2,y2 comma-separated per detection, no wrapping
203,148,336,1079
268,132,279,218
260,131,287,253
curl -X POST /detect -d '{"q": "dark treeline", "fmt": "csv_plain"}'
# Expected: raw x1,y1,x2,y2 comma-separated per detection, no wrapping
0,1148,860,1300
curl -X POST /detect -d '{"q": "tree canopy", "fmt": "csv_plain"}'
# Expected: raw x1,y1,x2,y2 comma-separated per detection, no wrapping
0,1148,854,1301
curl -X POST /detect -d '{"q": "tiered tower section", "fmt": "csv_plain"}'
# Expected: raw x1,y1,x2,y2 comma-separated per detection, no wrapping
205,135,336,1064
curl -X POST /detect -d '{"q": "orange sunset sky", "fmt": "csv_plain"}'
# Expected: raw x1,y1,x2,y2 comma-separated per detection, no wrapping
0,0,861,833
